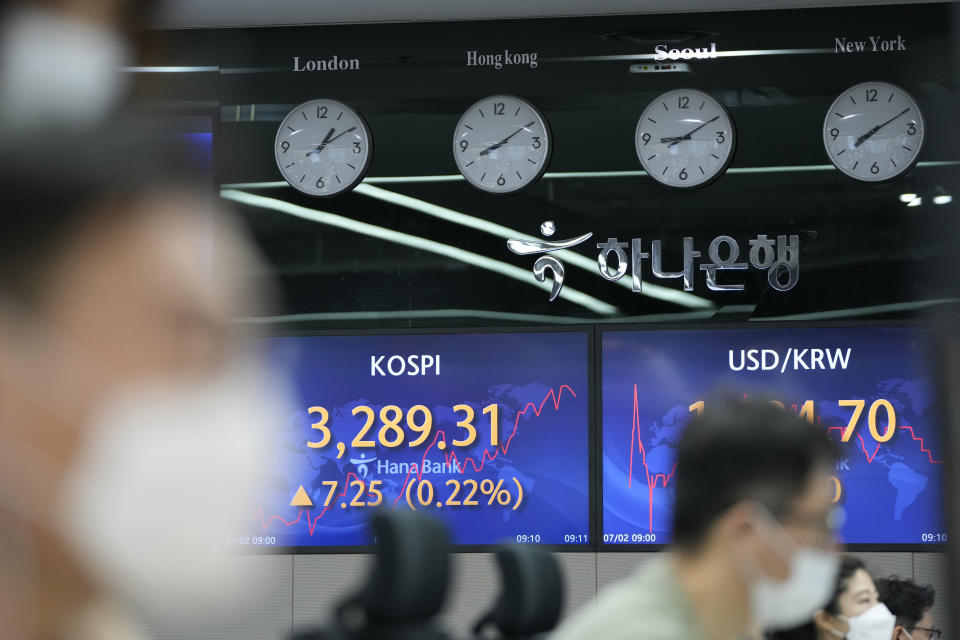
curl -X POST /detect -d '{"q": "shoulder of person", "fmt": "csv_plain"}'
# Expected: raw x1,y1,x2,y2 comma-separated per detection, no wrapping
551,559,693,640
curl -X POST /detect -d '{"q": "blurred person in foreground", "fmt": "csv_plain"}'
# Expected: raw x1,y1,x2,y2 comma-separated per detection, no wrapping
878,577,939,640
771,556,897,640
0,129,288,639
552,397,840,640
0,0,157,133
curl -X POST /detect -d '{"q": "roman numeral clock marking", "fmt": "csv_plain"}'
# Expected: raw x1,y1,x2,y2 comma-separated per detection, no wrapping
275,99,372,196
453,95,551,193
635,88,735,189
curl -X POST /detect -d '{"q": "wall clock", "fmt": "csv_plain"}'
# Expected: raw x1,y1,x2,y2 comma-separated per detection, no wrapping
453,95,551,194
274,99,373,196
635,89,735,189
823,81,924,182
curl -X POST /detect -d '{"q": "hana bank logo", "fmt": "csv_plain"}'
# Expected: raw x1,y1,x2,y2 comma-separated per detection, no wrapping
508,224,801,301
507,220,592,301
349,452,377,479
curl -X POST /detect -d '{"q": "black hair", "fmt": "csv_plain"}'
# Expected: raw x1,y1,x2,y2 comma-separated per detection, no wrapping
672,393,839,549
824,556,869,615
878,577,936,630
0,123,202,304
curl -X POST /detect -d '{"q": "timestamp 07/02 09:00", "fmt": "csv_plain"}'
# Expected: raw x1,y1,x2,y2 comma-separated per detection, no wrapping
603,532,658,543
230,536,278,546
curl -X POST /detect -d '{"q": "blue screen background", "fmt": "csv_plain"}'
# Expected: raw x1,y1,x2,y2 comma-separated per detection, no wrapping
247,331,591,547
602,326,944,545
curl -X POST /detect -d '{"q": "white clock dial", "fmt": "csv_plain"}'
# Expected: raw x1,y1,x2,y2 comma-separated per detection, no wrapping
823,82,924,182
275,99,373,197
453,95,551,194
635,89,735,189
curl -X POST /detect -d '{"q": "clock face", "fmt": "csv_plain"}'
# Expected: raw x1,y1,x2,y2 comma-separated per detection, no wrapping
823,82,924,182
635,89,736,189
274,99,373,197
453,95,551,194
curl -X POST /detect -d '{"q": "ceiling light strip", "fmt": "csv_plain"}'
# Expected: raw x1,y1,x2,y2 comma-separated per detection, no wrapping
749,298,959,321
235,309,587,324
221,161,960,190
234,303,756,325
220,189,619,315
120,65,220,72
543,48,833,63
353,183,714,309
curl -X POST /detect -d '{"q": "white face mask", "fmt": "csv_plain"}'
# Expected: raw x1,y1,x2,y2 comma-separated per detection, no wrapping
57,361,290,615
740,505,841,630
831,604,897,640
0,321,292,617
0,5,131,131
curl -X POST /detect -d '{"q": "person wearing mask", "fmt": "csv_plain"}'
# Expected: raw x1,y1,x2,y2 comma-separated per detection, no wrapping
771,556,898,640
0,0,157,133
552,396,840,640
877,577,939,640
0,129,289,639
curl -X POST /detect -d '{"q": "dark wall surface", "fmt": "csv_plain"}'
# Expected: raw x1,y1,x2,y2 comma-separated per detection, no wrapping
138,3,960,329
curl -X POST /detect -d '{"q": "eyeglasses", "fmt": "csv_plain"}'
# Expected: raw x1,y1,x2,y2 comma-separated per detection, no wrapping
913,626,942,640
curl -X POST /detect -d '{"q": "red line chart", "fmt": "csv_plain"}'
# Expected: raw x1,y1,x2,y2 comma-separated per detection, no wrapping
624,387,943,534
626,384,678,533
393,385,576,506
826,426,942,464
255,471,361,535
256,385,576,534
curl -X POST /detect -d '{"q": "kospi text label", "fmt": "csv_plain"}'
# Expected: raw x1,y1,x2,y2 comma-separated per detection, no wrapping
371,354,440,376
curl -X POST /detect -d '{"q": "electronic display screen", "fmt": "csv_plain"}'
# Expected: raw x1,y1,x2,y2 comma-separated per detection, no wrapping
241,330,591,549
601,326,945,546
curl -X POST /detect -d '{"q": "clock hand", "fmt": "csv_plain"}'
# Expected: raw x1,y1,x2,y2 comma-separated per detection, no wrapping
326,126,357,144
307,127,336,156
479,121,537,156
854,107,909,147
667,115,721,147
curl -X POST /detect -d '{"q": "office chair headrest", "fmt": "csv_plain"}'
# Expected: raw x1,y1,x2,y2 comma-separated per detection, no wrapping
350,510,451,624
474,546,564,637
